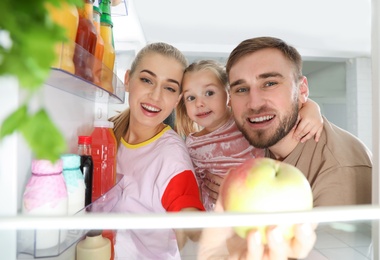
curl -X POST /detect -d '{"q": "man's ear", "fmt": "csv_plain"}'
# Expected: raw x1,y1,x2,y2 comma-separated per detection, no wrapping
124,70,131,92
298,76,309,104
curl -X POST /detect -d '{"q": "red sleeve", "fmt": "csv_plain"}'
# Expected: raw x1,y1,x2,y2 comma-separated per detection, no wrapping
161,170,205,212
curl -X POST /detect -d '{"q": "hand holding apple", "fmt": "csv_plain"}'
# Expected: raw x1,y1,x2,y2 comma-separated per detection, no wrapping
220,157,313,243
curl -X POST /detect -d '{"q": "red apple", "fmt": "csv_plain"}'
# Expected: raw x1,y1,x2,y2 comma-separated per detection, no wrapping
220,157,313,243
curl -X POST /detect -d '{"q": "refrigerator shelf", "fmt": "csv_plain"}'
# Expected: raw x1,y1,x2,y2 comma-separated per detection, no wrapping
46,42,125,104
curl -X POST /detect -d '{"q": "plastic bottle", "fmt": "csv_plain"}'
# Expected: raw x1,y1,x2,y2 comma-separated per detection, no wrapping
99,0,115,93
76,230,111,260
90,120,117,202
74,0,98,82
78,136,94,207
46,2,79,74
61,154,86,215
92,2,105,86
22,159,68,250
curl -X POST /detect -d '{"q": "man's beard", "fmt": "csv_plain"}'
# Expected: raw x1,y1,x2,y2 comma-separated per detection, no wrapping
237,101,299,149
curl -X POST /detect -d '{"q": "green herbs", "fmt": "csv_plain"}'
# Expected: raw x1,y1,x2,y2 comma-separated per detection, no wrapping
0,0,82,162
1,105,67,161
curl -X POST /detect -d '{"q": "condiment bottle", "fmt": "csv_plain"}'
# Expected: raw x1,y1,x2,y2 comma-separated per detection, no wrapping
99,0,115,93
90,120,117,202
61,154,86,214
46,2,79,74
78,136,94,207
76,230,111,260
22,159,68,250
74,0,98,82
92,2,105,86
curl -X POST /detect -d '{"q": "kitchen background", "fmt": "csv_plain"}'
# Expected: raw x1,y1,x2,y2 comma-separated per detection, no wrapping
0,0,378,259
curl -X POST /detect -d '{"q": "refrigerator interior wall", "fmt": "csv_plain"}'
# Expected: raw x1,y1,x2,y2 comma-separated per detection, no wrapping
16,85,96,210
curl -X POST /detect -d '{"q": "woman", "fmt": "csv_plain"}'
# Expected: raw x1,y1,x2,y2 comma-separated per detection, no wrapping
110,42,204,259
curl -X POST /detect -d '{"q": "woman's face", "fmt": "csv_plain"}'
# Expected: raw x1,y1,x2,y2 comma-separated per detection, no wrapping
125,53,184,129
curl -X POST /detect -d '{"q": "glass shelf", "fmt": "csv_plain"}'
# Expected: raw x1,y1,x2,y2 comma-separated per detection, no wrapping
45,41,125,104
11,205,380,259
46,68,125,104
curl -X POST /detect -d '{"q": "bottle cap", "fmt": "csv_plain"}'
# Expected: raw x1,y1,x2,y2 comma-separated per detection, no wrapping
93,6,102,15
100,15,113,27
87,230,103,237
78,136,92,144
61,154,81,168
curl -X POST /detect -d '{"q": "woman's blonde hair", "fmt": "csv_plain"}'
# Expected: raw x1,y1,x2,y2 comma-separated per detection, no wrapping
175,60,228,137
110,42,188,147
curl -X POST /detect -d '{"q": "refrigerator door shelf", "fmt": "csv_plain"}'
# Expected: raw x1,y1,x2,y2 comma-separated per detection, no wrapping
47,42,125,104
17,174,125,258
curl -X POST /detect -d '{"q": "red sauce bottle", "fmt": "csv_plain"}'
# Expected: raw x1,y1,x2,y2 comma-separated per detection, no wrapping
73,0,98,82
90,120,117,201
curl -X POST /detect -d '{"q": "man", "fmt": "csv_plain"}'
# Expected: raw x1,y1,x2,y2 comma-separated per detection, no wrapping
198,36,372,259
225,36,372,207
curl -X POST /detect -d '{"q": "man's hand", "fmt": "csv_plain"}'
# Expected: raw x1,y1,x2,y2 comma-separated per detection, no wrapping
198,198,317,260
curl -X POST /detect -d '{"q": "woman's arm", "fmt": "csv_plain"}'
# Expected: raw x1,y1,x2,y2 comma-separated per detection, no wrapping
175,208,203,250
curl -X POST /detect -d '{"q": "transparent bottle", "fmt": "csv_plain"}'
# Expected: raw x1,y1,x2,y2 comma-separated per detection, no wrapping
99,0,115,93
46,2,79,74
74,0,98,82
78,136,94,207
92,3,105,86
90,120,117,202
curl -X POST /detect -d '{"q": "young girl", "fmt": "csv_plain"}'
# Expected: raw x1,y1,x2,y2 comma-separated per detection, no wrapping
110,42,204,259
176,60,323,211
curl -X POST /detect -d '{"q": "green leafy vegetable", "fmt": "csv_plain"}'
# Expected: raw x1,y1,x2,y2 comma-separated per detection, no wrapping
0,0,82,162
20,109,67,162
0,104,28,138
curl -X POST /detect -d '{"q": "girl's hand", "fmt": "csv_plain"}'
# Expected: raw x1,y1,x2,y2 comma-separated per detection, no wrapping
294,99,323,143
202,171,224,203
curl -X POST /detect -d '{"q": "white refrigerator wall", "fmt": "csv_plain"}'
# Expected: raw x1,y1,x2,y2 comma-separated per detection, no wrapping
1,79,97,214
0,77,102,259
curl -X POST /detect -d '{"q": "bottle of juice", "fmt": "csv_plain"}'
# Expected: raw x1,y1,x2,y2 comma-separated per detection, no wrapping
74,0,98,82
46,2,79,74
92,2,105,86
99,0,115,93
78,136,94,207
90,120,117,202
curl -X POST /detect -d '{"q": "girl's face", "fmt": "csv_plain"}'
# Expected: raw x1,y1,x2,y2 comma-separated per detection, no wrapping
182,69,230,133
125,53,184,129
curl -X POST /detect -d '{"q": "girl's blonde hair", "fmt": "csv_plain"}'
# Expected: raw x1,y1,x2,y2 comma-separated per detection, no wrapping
175,60,228,137
110,42,188,147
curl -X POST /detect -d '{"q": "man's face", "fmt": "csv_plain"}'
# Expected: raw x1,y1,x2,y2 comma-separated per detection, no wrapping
228,48,305,149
